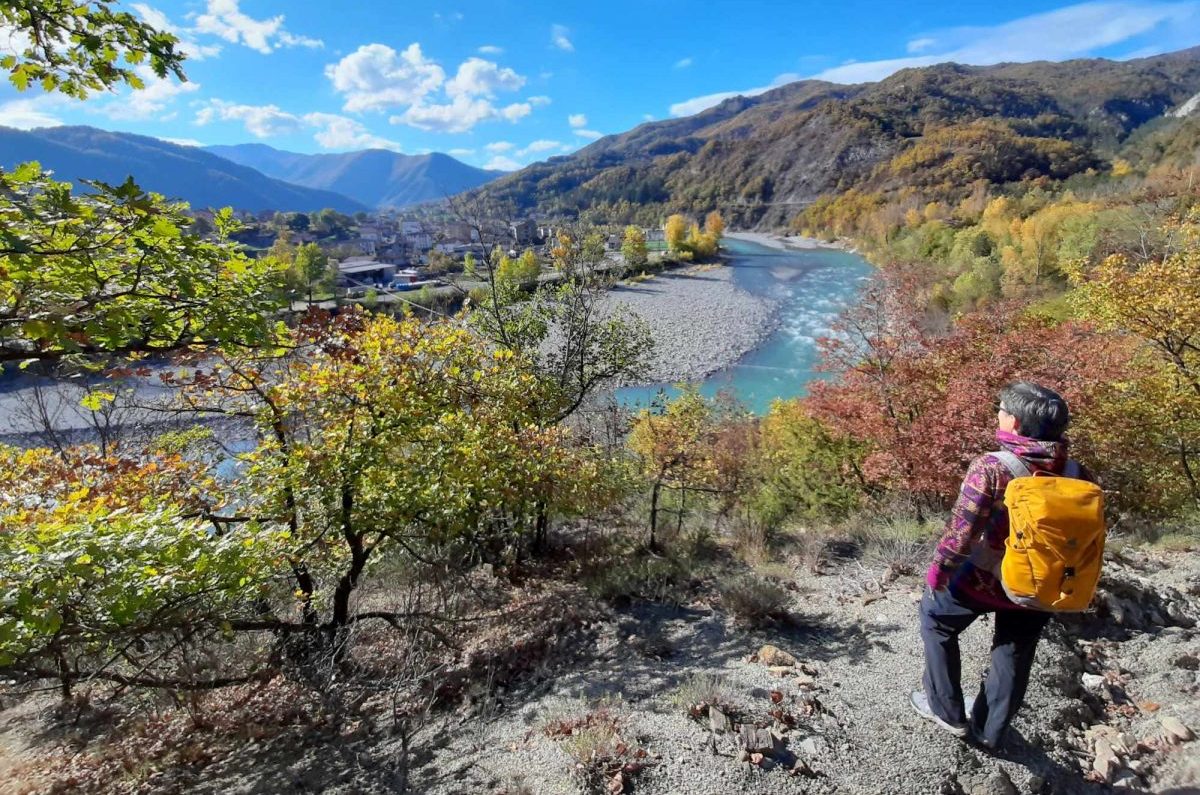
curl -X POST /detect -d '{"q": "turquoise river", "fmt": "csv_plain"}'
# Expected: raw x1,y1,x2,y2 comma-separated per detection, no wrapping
615,237,874,414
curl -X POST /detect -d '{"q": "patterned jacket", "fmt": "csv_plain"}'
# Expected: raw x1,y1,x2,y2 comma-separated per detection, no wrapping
925,428,1088,609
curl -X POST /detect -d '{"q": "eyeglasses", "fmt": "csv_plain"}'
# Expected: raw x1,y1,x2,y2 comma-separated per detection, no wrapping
994,400,1011,415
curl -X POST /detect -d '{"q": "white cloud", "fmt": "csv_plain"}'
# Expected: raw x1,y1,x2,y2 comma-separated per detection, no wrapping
131,3,222,60
550,24,574,52
568,113,587,128
499,101,532,122
668,72,799,117
906,37,936,54
484,155,522,171
478,44,504,55
813,0,1199,83
192,0,322,54
195,99,304,137
574,129,603,140
303,112,401,150
161,136,204,147
97,65,200,120
195,100,401,150
0,96,64,129
325,43,446,113
393,95,531,132
485,141,515,153
674,56,694,69
446,57,525,98
326,43,540,132
447,147,475,156
395,95,498,133
518,139,562,156
529,95,552,106
642,113,655,121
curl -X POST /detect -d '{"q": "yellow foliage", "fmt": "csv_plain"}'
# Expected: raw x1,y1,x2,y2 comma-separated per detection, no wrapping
664,214,689,251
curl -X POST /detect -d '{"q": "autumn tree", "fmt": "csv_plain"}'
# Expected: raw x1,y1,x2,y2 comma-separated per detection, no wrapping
1066,208,1200,506
628,388,751,549
704,210,726,238
664,214,689,252
622,225,649,270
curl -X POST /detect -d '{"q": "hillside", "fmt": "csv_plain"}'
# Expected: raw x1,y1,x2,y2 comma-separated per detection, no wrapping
472,47,1200,227
205,143,502,208
0,126,366,214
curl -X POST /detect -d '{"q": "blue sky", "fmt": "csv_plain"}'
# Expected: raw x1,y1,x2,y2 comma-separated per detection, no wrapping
2,0,1198,171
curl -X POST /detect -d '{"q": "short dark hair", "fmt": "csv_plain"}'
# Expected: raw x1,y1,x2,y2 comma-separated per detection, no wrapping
998,382,1070,441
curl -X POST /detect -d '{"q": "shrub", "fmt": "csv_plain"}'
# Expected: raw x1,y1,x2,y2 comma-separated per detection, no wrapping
719,575,789,626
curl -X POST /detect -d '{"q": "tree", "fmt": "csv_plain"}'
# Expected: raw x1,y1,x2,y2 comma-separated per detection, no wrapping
287,212,311,232
1066,209,1200,506
750,400,867,527
289,243,334,304
704,210,726,238
0,164,285,364
234,312,619,635
628,388,750,549
664,214,688,252
496,248,540,284
622,225,648,270
0,0,185,98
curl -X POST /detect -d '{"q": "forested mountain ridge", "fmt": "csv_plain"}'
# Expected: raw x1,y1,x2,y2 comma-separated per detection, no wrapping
471,47,1200,227
0,126,367,213
205,143,502,209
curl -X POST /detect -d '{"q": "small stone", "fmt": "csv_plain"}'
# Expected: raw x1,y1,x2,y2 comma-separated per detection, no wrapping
1161,716,1194,743
1082,673,1106,691
1112,768,1141,789
1025,773,1046,794
969,769,1017,795
739,724,783,757
798,736,823,757
758,644,798,667
1093,739,1120,783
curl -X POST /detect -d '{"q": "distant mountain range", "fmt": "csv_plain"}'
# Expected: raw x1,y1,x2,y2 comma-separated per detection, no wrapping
471,46,1200,228
205,144,502,209
0,127,504,214
0,126,368,213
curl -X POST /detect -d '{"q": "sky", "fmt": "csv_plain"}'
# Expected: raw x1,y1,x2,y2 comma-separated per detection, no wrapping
1,0,1198,172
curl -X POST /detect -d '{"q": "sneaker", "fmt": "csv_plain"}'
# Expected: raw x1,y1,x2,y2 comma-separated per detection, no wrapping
909,690,969,738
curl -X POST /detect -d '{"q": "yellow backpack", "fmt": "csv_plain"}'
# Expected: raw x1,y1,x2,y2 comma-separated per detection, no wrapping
994,452,1106,612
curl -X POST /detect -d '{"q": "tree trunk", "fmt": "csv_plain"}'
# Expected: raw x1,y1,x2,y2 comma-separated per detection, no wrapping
649,480,662,551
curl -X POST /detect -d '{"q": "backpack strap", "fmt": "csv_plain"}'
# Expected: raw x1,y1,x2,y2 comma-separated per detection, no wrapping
992,450,1031,479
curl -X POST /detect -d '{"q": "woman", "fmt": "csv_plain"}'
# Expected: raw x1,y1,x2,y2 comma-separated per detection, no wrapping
910,381,1091,750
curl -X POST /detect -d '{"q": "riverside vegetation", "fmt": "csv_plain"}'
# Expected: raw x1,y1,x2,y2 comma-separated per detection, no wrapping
2,2,1200,794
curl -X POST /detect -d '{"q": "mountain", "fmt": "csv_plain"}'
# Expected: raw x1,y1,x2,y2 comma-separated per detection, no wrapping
204,144,502,209
471,47,1200,228
0,126,366,214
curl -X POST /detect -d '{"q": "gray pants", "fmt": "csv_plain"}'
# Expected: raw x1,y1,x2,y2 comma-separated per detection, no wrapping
919,587,1051,746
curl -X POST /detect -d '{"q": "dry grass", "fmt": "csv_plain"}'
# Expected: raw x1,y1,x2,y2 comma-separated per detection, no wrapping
718,575,790,626
667,673,737,712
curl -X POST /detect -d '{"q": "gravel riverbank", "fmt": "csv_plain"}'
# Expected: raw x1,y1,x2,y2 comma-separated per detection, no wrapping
601,264,778,385
725,231,854,253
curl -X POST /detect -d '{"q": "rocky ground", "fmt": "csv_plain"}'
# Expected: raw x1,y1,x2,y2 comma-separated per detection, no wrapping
398,547,1200,795
600,265,777,384
2,542,1197,795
